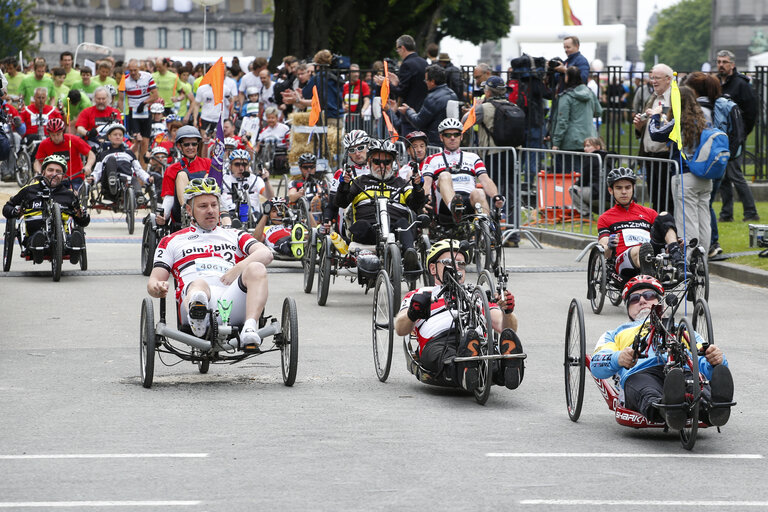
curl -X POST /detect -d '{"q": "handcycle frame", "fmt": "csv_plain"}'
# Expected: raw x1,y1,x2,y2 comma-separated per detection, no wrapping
79,171,156,236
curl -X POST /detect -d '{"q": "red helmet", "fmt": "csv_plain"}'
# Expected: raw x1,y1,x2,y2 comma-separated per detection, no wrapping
405,131,428,143
622,274,664,302
46,117,65,133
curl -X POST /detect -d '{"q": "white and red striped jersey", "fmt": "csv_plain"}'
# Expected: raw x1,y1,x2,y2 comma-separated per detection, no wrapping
421,149,487,205
124,72,157,109
257,123,290,150
262,224,291,250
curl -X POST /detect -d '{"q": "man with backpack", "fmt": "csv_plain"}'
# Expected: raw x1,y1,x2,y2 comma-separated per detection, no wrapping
717,50,759,223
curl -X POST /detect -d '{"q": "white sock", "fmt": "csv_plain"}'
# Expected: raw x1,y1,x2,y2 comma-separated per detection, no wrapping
243,318,258,332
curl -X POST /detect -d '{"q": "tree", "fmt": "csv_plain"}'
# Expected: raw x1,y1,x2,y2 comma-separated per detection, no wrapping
642,0,711,72
0,0,39,58
437,0,514,46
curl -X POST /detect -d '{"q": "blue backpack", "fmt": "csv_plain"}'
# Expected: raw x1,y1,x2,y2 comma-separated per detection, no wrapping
713,95,745,158
685,126,730,180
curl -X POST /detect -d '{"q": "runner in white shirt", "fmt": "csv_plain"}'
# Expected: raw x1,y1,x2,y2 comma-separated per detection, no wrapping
147,177,273,350
195,82,236,132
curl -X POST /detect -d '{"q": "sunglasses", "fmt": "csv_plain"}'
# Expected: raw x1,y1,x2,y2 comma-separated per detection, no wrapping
627,290,660,305
370,158,393,166
181,141,199,148
442,132,461,139
349,145,367,154
437,258,466,268
231,161,247,167
300,165,316,170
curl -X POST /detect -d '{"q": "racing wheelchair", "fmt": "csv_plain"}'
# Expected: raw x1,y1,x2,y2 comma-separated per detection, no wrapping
3,191,88,280
139,295,299,388
564,293,735,450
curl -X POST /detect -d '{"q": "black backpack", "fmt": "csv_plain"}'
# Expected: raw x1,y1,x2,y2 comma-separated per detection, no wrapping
484,99,526,147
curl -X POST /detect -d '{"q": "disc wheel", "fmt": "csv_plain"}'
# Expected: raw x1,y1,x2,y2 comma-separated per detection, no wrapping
316,235,331,306
691,298,714,350
3,219,16,272
302,228,317,293
687,247,709,303
470,287,494,405
587,247,607,314
140,297,156,388
564,298,586,422
50,203,64,282
77,227,88,271
385,243,402,310
280,296,299,386
677,317,700,450
141,217,157,277
15,150,32,187
474,221,493,274
372,270,394,382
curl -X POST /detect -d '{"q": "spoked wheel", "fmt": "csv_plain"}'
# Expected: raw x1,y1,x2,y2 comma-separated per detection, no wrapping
418,235,433,287
77,180,90,210
141,217,157,277
296,197,311,227
372,270,394,382
140,297,157,388
15,150,32,187
125,186,136,235
316,235,331,306
474,222,493,274
687,247,709,303
385,243,402,309
587,247,607,314
691,298,714,349
77,227,88,271
3,219,16,272
280,296,299,386
677,317,700,450
50,203,64,282
476,269,496,302
278,174,291,200
302,228,317,293
470,287,494,405
564,298,586,422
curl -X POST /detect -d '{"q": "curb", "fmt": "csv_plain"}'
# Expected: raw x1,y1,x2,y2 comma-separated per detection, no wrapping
527,228,768,289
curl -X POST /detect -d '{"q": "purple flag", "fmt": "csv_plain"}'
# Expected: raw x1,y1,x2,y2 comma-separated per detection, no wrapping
208,111,225,186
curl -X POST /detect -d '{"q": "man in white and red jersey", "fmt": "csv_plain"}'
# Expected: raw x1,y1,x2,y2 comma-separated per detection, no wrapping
324,129,370,231
342,64,370,114
20,87,63,142
253,198,302,259
118,59,159,166
395,239,522,391
398,130,428,182
421,118,503,226
147,177,273,350
598,167,684,281
76,86,123,141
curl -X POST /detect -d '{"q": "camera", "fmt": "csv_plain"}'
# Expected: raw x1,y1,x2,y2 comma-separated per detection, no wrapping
547,57,563,72
384,57,399,76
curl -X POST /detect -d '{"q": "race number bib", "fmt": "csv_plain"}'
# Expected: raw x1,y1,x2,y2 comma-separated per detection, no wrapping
195,256,234,276
622,228,651,247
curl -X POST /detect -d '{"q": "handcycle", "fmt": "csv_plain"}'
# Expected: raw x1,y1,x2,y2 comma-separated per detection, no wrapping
3,192,88,280
139,294,299,388
0,110,34,187
79,169,156,236
564,292,735,450
584,239,709,315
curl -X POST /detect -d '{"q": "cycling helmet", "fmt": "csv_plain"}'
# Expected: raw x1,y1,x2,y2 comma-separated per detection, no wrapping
265,197,289,218
607,167,637,187
175,125,202,142
426,239,470,267
41,154,68,172
297,152,317,166
104,123,125,136
229,149,251,163
438,117,463,133
405,130,428,143
183,177,221,203
245,86,260,97
343,129,370,149
165,114,180,123
224,137,238,148
622,275,665,302
46,117,65,133
150,146,169,156
367,139,398,157
105,85,117,99
149,103,165,114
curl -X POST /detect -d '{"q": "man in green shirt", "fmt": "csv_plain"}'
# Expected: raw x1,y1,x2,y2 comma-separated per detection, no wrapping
60,51,80,88
50,68,70,108
93,61,118,89
72,67,99,102
66,89,92,131
175,66,196,123
1,58,26,101
152,58,187,112
18,58,54,105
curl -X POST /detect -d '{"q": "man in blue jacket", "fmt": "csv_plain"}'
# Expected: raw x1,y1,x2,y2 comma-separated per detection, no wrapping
398,66,458,146
553,36,590,94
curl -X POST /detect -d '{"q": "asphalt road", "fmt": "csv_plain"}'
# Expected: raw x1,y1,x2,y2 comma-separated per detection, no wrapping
1,214,767,511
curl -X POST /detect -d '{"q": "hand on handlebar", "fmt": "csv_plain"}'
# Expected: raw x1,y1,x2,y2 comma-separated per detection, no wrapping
618,346,638,369
496,290,515,314
407,292,432,322
149,280,169,298
704,344,723,366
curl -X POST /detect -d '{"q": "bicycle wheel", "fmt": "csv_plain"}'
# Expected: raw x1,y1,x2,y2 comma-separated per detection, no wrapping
15,149,32,187
279,174,291,200
302,228,317,294
691,298,714,349
296,196,311,227
474,221,493,274
77,227,88,271
608,287,623,306
677,317,700,450
564,298,586,422
386,243,402,309
141,218,157,277
51,203,64,282
317,235,331,306
193,349,210,374
125,186,136,235
476,269,496,300
587,247,607,314
471,287,494,405
3,219,16,272
418,234,433,287
280,296,299,386
687,247,709,303
372,270,394,382
77,180,90,210
140,297,156,389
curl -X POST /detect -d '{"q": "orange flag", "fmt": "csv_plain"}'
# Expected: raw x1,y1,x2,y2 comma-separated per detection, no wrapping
462,99,479,134
380,60,390,107
309,85,322,126
118,71,127,92
199,57,226,105
382,110,399,141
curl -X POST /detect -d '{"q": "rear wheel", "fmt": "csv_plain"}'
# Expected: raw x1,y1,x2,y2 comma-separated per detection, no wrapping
15,150,32,187
687,247,709,303
3,219,16,272
564,298,586,422
372,270,394,382
51,203,64,282
471,287,494,405
77,227,88,271
316,235,331,306
125,185,136,235
141,218,157,277
587,247,607,314
302,228,317,293
280,296,299,386
140,297,156,388
677,317,700,451
385,243,402,309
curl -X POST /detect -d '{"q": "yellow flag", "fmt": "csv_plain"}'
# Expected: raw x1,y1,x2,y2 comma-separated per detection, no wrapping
309,85,321,127
669,75,685,158
562,0,582,25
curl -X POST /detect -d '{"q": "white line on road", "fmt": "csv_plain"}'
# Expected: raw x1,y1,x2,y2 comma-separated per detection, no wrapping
486,452,763,459
520,500,768,507
0,453,208,460
0,501,200,508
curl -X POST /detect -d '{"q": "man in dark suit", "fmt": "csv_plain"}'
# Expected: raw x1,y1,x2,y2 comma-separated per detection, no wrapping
375,34,428,136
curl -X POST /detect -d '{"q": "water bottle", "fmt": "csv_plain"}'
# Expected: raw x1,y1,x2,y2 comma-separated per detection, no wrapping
330,231,348,255
238,203,249,223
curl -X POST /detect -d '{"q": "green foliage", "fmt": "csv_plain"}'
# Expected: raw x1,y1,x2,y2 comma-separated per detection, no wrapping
438,0,514,45
642,0,711,71
0,0,39,57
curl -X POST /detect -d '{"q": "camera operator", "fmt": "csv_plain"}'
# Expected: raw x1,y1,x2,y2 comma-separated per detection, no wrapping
549,36,589,94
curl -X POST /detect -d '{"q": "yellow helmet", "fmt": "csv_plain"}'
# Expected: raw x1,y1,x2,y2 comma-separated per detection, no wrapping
426,239,469,267
183,177,221,203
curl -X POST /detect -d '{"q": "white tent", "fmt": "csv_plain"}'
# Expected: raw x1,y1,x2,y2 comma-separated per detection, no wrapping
747,51,768,69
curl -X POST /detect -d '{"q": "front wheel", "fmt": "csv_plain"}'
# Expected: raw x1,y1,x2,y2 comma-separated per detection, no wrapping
687,247,709,303
564,298,586,422
316,235,331,306
141,218,157,277
280,297,299,386
3,219,16,272
471,287,494,405
140,297,156,388
385,243,402,310
587,247,607,314
372,270,394,382
302,228,317,294
691,298,714,349
677,317,700,450
474,221,493,274
51,203,64,282
77,227,88,271
125,185,136,235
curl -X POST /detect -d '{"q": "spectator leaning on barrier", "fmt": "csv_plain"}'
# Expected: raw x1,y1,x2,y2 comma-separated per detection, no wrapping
398,65,458,146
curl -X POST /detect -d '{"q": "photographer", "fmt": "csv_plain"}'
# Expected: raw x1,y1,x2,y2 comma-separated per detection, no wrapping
550,36,589,94
296,50,343,120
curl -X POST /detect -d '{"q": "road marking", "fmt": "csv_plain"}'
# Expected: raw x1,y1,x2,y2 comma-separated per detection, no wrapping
0,501,200,508
520,500,768,507
0,453,208,460
486,452,763,459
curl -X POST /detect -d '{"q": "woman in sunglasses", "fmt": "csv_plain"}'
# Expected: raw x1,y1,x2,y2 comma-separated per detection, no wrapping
591,275,733,430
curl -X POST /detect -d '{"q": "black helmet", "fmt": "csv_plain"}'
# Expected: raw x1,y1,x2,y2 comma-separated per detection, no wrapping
356,250,381,283
607,167,637,187
297,153,317,165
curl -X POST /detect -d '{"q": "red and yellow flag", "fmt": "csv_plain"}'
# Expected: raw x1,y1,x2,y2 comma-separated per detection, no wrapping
562,0,582,25
309,85,322,126
380,60,390,107
199,57,226,105
462,99,479,134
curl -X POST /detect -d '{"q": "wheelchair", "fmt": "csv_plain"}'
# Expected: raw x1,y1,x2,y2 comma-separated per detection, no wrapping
2,195,87,280
564,292,735,450
79,170,156,236
585,241,709,315
139,294,299,388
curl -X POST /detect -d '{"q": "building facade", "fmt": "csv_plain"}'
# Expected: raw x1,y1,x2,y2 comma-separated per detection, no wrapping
711,0,768,68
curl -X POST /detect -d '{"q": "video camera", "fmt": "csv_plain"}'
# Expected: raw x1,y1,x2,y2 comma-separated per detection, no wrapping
384,57,399,76
547,57,564,72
